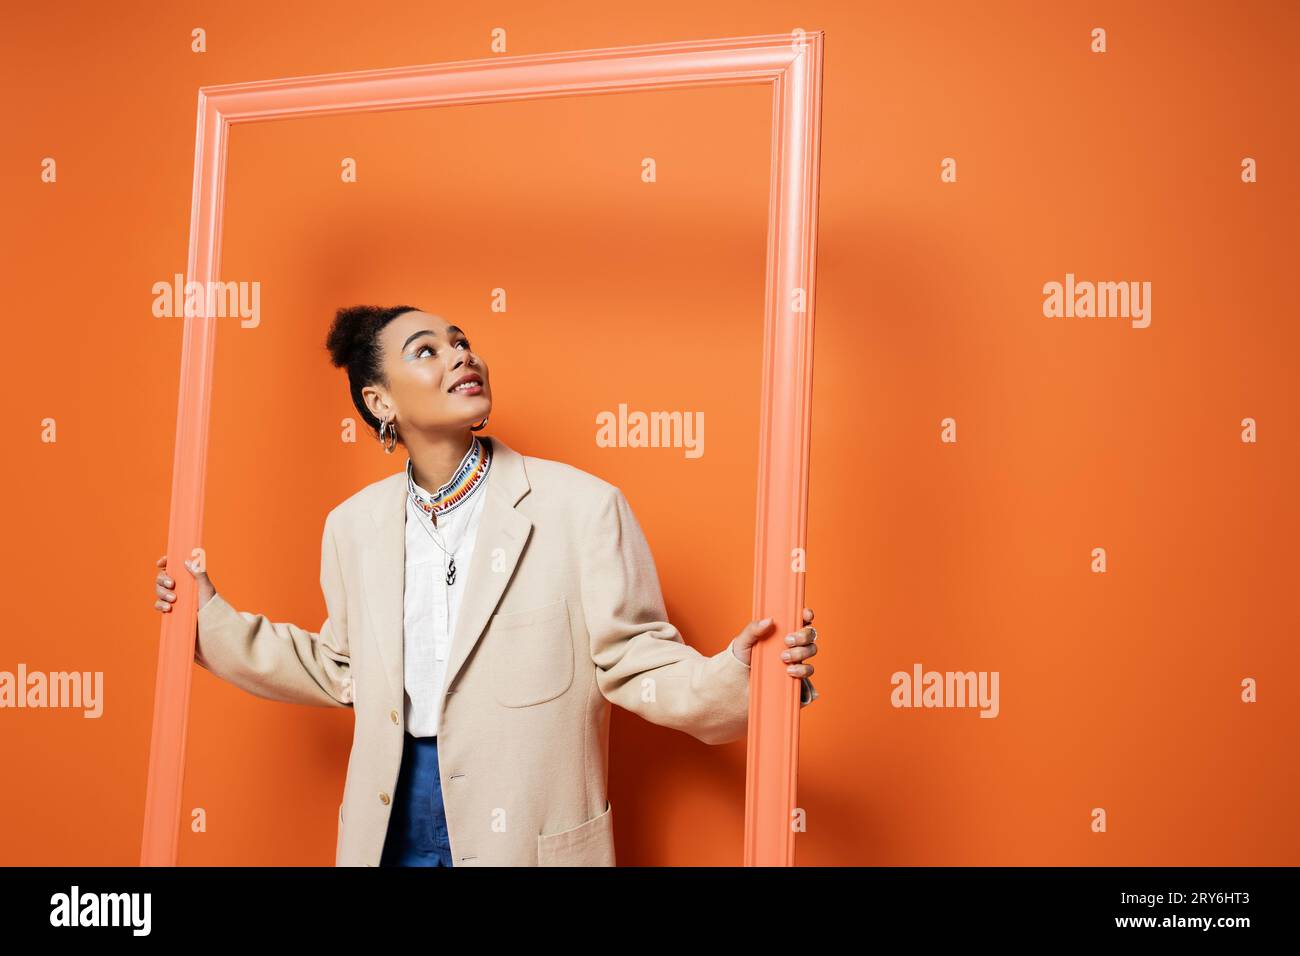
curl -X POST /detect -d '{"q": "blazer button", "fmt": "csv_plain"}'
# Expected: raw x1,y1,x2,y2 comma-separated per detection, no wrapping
390,710,399,724
379,792,390,805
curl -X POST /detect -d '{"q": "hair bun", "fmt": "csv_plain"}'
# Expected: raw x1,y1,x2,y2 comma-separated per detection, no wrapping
326,305,380,369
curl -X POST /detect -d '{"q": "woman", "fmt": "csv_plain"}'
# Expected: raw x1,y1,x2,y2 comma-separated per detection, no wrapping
152,304,822,867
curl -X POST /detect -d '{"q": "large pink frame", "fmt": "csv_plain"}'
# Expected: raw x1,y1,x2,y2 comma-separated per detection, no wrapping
142,30,824,867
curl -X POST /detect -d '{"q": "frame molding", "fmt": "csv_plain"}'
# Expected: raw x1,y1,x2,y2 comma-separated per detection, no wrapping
142,30,824,867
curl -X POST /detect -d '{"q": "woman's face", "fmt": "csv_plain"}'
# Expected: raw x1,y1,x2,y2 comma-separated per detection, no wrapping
367,309,492,437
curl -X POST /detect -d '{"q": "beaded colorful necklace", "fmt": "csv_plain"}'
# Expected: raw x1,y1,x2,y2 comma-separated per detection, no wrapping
406,436,492,585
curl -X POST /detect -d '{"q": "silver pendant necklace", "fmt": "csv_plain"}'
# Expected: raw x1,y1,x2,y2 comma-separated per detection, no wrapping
405,440,490,588
416,503,461,586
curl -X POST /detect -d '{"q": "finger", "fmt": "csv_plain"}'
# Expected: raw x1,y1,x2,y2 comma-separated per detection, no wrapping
157,555,167,567
735,617,775,651
784,626,817,646
803,607,814,623
155,571,174,588
781,643,818,663
155,599,171,612
155,583,176,601
785,663,813,677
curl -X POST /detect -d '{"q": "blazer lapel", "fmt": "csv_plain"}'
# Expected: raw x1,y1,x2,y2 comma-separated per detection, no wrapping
360,435,533,705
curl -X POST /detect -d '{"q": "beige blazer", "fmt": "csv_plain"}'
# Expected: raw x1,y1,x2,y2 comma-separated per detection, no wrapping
193,435,755,866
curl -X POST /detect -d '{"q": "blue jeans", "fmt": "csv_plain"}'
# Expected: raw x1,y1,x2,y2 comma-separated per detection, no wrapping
380,732,454,867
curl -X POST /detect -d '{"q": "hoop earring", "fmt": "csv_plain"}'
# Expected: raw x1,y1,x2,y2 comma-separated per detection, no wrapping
379,418,398,454
470,415,489,432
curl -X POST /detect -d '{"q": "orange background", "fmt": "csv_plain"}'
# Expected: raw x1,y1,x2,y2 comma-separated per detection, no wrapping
1,1,1296,865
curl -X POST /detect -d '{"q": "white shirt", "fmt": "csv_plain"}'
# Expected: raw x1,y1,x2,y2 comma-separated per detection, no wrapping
403,441,491,737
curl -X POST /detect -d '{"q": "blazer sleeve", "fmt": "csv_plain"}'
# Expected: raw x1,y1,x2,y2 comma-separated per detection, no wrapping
193,513,354,709
579,486,750,745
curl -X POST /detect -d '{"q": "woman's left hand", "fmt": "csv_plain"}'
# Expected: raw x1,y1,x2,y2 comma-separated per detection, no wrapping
731,607,820,706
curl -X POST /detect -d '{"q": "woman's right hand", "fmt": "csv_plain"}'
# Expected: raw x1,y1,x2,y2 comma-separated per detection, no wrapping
154,554,217,615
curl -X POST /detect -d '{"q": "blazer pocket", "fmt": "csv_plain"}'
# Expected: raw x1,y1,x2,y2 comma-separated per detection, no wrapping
537,800,614,867
486,597,575,708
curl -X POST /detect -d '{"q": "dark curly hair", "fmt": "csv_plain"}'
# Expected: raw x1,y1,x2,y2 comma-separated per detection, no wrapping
325,303,423,444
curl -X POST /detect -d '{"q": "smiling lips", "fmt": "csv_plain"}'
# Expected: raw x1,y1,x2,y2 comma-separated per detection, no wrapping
449,373,484,394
